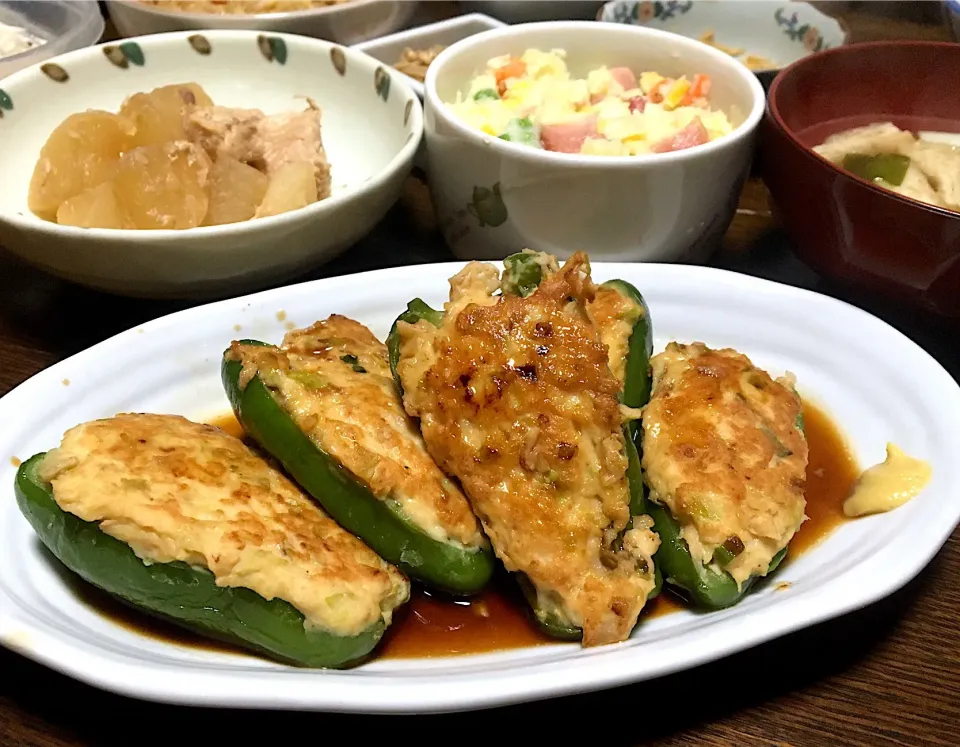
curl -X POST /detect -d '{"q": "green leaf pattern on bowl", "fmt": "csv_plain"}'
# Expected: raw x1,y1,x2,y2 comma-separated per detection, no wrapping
374,67,390,102
257,35,288,64
119,42,145,66
774,8,824,52
103,42,144,69
466,183,508,228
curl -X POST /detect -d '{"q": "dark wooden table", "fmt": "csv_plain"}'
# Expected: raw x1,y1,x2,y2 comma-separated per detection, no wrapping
2,4,959,746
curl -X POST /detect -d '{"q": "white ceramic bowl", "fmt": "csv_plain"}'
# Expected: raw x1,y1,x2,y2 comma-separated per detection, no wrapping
0,1,105,80
597,1,848,88
423,21,765,263
0,30,423,299
106,0,418,46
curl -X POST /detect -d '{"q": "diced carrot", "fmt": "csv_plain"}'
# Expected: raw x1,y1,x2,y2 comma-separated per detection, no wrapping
690,73,711,98
648,78,667,104
681,74,712,107
495,59,527,95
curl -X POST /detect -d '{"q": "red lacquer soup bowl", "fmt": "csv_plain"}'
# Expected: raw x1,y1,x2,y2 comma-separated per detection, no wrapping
762,41,960,318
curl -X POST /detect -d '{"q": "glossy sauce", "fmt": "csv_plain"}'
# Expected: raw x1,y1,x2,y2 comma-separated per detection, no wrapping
85,402,858,659
790,403,860,556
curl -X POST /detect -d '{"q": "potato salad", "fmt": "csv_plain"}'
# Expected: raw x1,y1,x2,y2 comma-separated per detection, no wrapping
447,48,733,155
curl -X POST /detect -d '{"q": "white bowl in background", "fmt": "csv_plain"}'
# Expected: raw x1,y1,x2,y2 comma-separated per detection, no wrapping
105,0,418,46
0,0,104,79
0,30,423,299
353,12,506,99
597,1,848,89
424,21,765,263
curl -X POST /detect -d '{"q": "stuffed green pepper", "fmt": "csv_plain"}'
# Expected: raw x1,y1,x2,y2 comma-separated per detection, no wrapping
222,315,495,595
496,249,663,601
641,342,807,609
15,413,409,667
389,252,660,647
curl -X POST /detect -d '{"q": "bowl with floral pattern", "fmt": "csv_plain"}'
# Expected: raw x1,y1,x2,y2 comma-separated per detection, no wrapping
0,29,422,299
598,1,848,90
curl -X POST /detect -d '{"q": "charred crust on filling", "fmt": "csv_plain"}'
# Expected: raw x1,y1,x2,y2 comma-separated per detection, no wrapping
722,535,745,555
533,322,553,338
515,364,538,382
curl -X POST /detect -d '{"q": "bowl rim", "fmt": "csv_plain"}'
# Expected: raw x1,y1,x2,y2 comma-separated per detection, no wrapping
766,38,960,222
0,29,425,241
423,20,767,169
105,0,390,22
595,0,852,75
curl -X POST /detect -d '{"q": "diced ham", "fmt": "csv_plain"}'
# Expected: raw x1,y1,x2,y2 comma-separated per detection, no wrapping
540,116,599,154
651,118,709,153
628,96,646,113
609,66,637,91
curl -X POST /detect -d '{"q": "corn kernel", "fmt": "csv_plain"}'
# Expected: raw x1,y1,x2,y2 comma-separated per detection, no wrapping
663,78,692,110
640,72,665,94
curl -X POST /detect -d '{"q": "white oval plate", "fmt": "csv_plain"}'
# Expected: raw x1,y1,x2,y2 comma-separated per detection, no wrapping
0,262,958,713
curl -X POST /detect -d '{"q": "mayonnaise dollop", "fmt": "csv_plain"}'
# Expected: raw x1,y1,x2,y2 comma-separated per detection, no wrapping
843,443,932,517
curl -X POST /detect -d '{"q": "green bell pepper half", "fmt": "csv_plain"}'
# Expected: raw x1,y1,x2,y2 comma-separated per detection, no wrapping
644,415,803,610
645,499,788,610
602,277,796,609
386,268,661,639
500,263,662,600
601,279,654,440
14,453,383,668
222,341,494,596
514,423,660,641
386,298,443,396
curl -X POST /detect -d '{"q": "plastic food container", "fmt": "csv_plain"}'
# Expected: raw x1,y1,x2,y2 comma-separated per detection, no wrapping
0,1,105,80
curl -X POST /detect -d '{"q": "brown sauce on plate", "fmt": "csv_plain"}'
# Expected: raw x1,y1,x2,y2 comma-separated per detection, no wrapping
791,403,860,556
78,403,859,659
